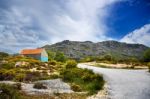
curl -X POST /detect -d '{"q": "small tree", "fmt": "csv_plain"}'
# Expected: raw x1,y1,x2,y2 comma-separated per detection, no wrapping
65,60,77,69
47,50,56,61
54,52,67,62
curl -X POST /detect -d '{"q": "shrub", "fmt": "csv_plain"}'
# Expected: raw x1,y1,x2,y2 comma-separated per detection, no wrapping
14,73,26,82
0,69,15,80
33,82,47,89
49,74,60,79
65,60,77,69
48,60,57,65
71,83,82,92
86,82,103,95
0,83,21,99
61,68,104,95
24,71,40,82
144,49,150,62
80,57,95,62
82,73,92,82
0,63,14,69
54,52,67,62
47,50,56,61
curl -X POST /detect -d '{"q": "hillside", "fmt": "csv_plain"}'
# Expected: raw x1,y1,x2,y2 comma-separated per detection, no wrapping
0,52,9,60
43,40,149,60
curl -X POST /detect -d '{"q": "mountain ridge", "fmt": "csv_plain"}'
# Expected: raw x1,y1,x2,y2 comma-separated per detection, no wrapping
43,40,149,60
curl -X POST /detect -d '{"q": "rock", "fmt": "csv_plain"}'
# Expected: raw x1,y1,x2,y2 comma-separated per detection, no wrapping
0,79,73,95
22,79,73,95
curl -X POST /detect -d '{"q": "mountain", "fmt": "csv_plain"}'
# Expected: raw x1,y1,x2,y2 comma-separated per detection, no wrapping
43,40,149,60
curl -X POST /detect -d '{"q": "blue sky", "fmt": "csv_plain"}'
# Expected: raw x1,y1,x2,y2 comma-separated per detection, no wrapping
0,0,150,53
106,0,150,39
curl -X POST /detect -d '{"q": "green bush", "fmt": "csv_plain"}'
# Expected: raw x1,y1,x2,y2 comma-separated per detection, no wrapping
71,83,82,92
48,60,57,65
61,67,104,95
47,50,56,61
0,63,14,69
0,83,21,99
65,60,77,69
54,52,67,62
24,71,40,82
144,49,150,62
80,56,95,62
14,73,26,82
49,74,60,79
0,69,15,80
33,82,47,89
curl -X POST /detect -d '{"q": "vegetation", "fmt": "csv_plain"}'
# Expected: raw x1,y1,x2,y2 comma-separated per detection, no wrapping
54,52,67,62
65,60,77,69
80,54,142,65
14,73,26,82
0,52,9,61
60,61,104,95
0,56,63,82
0,51,105,97
43,40,149,61
144,49,150,62
71,83,82,92
0,83,21,99
143,49,150,72
47,50,67,62
47,50,56,61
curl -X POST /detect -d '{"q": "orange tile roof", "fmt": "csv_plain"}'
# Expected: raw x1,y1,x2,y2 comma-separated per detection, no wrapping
20,48,43,55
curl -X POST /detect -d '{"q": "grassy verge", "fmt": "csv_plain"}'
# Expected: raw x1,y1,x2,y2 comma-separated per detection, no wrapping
87,62,146,70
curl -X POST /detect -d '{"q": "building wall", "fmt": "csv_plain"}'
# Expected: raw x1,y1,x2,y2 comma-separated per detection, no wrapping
41,56,48,62
41,49,48,62
24,54,41,60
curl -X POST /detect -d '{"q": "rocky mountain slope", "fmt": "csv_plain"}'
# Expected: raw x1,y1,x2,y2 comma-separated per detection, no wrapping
43,40,149,60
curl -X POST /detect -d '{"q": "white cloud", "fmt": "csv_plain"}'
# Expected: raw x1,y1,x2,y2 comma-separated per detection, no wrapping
120,24,150,47
0,0,121,53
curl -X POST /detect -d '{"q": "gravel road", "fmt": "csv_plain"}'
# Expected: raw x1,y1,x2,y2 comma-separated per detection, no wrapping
78,64,150,99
